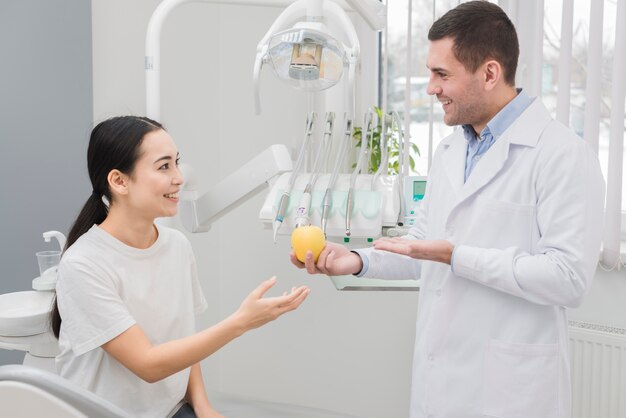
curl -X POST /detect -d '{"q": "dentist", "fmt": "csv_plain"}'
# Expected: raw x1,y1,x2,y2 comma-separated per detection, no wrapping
292,2,605,417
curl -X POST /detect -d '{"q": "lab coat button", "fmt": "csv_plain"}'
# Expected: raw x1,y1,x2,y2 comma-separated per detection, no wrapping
428,353,434,362
436,290,441,297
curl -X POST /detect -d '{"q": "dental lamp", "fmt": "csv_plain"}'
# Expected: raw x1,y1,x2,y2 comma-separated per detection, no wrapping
253,0,386,115
145,0,385,232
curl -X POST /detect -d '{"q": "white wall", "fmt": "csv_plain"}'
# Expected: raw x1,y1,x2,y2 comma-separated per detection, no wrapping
92,1,417,417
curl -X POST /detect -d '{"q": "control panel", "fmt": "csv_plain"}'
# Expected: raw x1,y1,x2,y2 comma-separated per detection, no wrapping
403,175,427,227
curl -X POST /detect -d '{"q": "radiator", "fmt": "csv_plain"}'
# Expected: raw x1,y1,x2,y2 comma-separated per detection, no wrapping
569,321,626,418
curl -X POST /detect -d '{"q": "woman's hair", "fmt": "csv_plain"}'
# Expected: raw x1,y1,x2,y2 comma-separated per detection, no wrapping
428,1,519,86
50,116,164,339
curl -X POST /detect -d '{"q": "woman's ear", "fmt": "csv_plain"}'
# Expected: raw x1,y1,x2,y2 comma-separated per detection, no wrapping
483,60,502,91
107,169,129,196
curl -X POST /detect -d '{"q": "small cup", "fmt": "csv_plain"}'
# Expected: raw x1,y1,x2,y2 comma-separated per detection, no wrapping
36,250,61,277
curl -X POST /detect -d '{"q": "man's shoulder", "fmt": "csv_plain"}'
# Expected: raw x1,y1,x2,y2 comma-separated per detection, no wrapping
539,118,585,149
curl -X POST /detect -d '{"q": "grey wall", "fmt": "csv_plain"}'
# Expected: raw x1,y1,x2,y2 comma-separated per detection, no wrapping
0,0,93,364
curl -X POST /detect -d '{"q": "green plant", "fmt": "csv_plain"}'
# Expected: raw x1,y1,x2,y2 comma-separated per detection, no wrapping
352,106,420,174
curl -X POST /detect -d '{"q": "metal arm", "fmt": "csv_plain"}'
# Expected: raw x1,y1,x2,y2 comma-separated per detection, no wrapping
179,144,292,233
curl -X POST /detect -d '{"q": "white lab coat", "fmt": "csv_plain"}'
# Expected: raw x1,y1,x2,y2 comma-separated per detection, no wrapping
360,99,605,418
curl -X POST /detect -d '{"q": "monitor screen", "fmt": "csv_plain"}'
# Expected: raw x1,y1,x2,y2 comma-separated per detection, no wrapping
413,180,426,201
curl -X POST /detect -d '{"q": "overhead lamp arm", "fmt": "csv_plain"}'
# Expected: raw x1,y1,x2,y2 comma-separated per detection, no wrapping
179,145,292,233
146,0,303,120
344,0,386,31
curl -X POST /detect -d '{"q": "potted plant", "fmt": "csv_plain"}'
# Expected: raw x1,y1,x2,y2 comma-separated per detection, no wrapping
352,106,420,174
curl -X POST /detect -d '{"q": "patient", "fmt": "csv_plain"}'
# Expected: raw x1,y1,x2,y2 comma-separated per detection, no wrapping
49,116,310,418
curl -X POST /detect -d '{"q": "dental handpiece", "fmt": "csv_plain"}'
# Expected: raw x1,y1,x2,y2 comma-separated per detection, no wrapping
294,112,335,229
272,112,316,241
372,111,390,189
391,111,407,226
346,111,373,236
321,117,352,235
309,112,335,188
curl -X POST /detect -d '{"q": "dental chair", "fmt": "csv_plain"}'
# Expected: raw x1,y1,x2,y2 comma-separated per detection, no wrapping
0,364,131,418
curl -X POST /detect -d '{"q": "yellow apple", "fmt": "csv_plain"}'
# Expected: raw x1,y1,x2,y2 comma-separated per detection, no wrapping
291,225,326,263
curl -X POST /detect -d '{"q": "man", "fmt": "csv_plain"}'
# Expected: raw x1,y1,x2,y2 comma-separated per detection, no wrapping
291,1,605,417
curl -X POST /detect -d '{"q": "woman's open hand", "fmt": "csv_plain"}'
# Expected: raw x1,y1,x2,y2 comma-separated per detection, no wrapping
234,277,309,332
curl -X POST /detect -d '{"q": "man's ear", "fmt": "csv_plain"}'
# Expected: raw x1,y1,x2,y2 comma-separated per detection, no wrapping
483,60,502,91
107,169,129,196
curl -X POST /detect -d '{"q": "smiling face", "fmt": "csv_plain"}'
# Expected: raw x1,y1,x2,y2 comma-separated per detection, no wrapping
125,129,183,220
426,37,490,132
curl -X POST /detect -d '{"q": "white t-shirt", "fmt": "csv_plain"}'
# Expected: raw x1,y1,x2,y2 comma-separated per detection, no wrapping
55,224,208,418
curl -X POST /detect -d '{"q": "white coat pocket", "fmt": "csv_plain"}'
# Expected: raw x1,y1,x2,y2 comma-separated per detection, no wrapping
474,196,535,252
483,339,558,418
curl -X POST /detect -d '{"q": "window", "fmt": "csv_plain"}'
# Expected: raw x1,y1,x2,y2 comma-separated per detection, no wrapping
382,0,626,268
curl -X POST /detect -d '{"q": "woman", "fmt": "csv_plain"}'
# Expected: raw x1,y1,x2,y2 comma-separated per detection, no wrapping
51,116,309,418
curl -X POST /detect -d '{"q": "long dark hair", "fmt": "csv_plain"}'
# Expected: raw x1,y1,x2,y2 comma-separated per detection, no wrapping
428,1,519,86
50,116,164,339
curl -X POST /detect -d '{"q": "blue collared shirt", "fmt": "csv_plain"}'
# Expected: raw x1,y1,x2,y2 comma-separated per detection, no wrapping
461,89,533,182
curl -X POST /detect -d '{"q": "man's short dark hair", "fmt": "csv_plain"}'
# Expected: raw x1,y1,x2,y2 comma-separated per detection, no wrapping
428,1,519,86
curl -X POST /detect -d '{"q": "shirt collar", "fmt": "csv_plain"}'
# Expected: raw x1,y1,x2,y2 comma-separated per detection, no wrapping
462,89,533,142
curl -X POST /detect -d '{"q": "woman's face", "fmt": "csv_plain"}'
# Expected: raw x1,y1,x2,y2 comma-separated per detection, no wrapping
126,129,184,220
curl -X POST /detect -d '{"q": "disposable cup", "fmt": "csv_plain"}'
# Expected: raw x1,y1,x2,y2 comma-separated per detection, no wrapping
36,250,61,277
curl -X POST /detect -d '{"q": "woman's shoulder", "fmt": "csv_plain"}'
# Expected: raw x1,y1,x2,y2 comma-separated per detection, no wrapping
62,226,99,256
157,224,191,246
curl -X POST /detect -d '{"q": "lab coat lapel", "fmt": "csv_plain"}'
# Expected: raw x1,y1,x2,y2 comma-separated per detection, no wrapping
446,98,551,214
455,133,511,205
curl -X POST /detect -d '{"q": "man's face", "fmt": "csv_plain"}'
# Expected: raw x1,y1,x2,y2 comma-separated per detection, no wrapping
426,37,488,129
